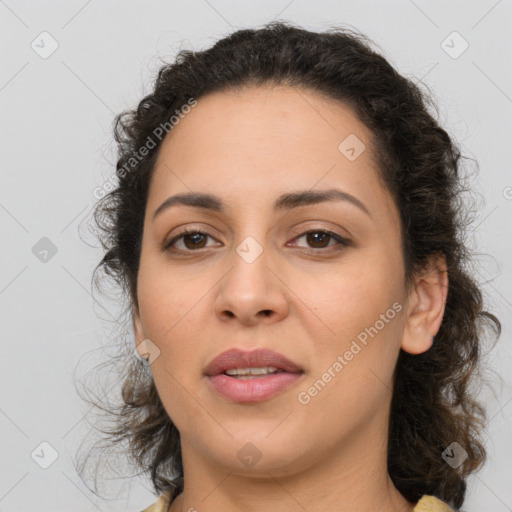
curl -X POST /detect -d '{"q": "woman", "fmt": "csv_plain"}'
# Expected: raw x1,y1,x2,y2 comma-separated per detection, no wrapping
84,21,501,512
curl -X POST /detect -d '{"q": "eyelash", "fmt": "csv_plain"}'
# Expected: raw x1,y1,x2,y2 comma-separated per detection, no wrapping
164,227,352,255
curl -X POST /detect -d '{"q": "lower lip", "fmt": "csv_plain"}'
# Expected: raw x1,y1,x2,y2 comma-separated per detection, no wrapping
206,372,303,402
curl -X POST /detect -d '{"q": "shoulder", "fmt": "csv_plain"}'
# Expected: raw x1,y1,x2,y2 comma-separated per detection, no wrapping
140,492,455,512
139,491,171,512
414,495,456,512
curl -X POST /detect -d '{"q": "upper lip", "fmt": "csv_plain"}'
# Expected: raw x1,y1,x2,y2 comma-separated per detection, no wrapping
204,348,304,376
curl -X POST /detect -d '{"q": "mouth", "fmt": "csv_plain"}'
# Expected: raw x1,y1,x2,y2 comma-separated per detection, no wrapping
204,347,304,376
204,348,304,402
222,366,287,379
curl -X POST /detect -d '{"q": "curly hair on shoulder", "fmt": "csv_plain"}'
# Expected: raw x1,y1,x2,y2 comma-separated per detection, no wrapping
78,20,501,510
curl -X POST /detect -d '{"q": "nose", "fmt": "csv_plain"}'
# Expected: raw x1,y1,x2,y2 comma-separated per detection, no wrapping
213,239,290,326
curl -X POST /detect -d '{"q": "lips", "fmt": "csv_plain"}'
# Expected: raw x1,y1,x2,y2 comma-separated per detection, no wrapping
204,348,303,377
204,347,305,403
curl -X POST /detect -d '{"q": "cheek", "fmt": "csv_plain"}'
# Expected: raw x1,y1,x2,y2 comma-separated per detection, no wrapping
137,273,207,428
296,258,405,406
137,258,200,334
297,279,404,430
136,259,214,367
302,253,401,338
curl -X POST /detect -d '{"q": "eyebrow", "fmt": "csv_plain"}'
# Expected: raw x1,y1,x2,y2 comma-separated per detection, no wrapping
152,188,372,220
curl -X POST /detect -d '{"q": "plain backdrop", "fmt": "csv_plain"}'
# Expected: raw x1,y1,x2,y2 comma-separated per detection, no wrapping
1,1,511,510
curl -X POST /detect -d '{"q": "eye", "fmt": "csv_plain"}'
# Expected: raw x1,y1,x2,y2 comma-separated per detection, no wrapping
290,229,351,252
164,228,351,254
164,228,217,252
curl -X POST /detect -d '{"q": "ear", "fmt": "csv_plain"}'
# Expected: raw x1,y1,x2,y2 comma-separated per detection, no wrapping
401,253,449,355
132,304,146,357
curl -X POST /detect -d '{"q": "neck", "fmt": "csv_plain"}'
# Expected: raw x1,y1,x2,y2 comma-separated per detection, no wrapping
169,409,415,512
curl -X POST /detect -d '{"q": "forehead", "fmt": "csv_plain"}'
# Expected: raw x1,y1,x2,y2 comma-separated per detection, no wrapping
148,85,398,224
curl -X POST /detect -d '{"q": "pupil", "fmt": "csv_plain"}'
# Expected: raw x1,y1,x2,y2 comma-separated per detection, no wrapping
185,233,206,249
308,232,329,248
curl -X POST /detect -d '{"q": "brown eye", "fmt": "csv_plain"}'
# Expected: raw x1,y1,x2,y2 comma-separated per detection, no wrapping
305,231,331,248
182,232,208,250
293,230,350,251
164,228,350,255
165,230,214,252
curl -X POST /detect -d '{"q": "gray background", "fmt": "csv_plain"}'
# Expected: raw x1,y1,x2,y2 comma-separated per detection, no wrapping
1,0,511,510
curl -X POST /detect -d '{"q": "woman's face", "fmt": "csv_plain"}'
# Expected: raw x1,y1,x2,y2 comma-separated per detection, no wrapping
133,85,425,476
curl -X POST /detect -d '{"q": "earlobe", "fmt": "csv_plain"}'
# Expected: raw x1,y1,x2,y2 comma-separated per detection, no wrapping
401,254,449,355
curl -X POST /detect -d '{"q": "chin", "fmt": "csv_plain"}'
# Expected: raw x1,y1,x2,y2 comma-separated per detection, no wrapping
203,433,311,474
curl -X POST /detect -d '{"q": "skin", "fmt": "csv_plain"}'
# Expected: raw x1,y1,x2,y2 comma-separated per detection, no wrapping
132,84,448,512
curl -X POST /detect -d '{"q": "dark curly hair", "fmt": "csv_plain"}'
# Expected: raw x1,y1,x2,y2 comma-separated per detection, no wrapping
77,20,501,510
